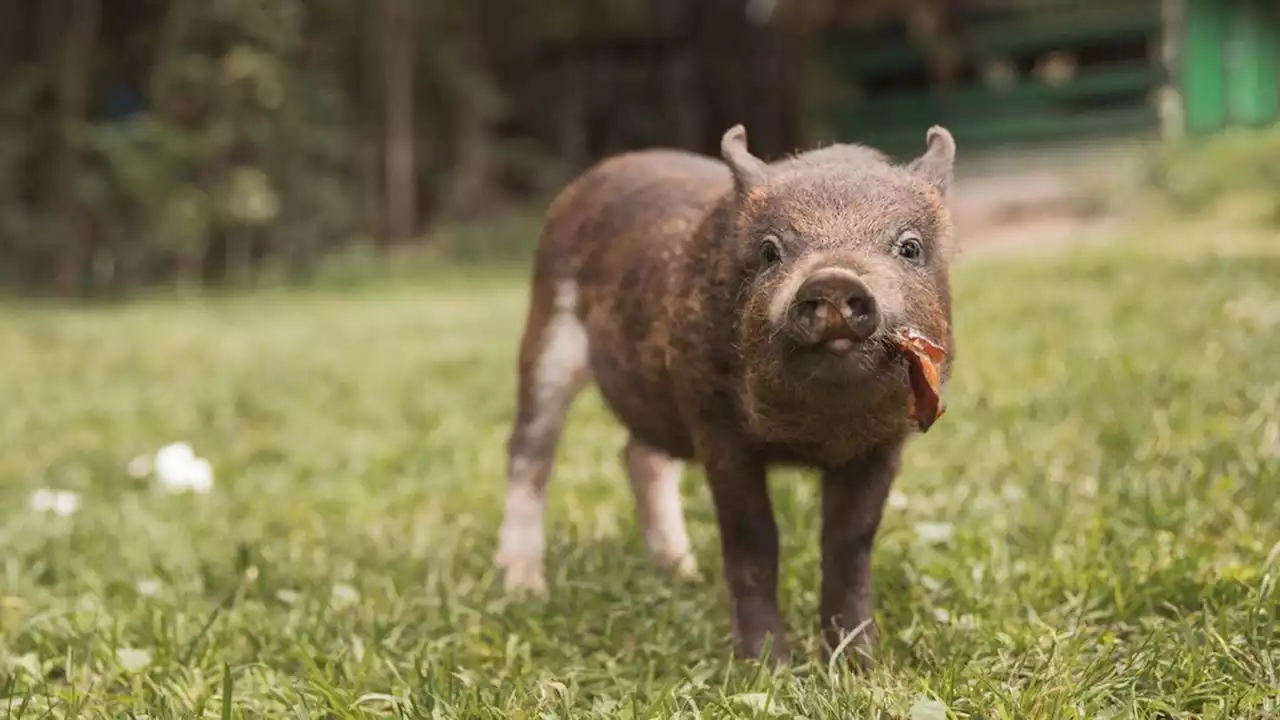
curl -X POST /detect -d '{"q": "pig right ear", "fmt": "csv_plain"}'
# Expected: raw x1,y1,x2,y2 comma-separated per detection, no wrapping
721,124,768,195
906,125,956,197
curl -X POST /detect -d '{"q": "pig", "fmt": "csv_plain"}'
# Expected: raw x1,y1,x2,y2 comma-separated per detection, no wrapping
494,123,958,665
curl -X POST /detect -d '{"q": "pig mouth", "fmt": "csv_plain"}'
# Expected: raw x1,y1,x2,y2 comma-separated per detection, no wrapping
776,327,947,432
780,328,899,382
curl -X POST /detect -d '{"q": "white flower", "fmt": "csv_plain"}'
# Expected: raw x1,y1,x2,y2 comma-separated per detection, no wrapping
54,491,80,515
1227,293,1280,327
136,579,162,597
126,454,153,479
6,652,41,677
331,584,361,608
185,458,214,494
909,697,949,720
913,521,954,544
29,489,80,517
970,563,985,583
732,692,785,715
153,442,215,494
1080,475,1100,496
115,647,152,672
154,442,194,482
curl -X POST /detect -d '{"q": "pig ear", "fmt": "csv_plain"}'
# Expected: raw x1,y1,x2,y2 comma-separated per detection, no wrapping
906,125,956,196
721,124,768,195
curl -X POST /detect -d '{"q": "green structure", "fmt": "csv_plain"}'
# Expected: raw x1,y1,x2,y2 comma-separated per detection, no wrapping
1181,0,1280,133
816,0,1280,157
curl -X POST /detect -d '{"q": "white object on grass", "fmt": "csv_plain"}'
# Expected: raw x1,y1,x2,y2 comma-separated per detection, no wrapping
126,453,153,479
152,442,215,494
888,490,910,509
115,648,153,672
914,521,955,545
909,697,949,720
331,584,361,608
29,489,80,517
136,579,162,597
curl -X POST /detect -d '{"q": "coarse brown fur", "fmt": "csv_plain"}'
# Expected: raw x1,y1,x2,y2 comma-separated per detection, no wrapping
496,124,959,666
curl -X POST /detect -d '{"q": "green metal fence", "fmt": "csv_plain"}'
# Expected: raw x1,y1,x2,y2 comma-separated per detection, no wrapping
1182,0,1280,133
816,0,1167,156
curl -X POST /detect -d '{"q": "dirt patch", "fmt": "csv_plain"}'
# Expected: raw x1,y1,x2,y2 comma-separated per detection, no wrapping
948,138,1147,260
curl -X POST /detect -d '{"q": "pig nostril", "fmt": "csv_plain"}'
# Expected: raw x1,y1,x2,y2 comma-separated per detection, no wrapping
792,299,825,321
846,295,875,322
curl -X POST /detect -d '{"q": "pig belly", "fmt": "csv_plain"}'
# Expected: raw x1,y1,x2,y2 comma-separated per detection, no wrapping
587,333,696,460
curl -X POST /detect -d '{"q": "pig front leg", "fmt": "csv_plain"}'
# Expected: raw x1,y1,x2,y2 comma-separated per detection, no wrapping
819,441,902,668
702,441,787,663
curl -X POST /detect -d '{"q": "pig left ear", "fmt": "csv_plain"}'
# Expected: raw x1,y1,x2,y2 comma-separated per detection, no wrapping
721,124,768,196
906,125,956,197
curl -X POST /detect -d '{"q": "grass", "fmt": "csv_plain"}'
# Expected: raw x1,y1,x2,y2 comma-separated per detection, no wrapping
0,221,1279,719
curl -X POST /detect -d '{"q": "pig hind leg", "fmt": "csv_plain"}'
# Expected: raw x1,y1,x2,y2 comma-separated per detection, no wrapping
496,279,592,594
624,438,698,577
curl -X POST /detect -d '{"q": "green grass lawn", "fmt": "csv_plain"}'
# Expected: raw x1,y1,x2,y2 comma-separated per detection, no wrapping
1,228,1278,718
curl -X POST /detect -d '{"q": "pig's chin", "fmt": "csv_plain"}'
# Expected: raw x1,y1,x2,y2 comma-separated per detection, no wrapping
744,332,897,409
740,335,914,455
782,331,895,386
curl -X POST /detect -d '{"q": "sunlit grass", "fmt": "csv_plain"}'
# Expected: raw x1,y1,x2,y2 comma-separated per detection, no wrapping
0,223,1278,718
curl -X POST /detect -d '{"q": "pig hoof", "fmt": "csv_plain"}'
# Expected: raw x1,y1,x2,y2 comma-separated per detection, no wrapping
733,636,789,665
664,552,700,580
495,552,547,595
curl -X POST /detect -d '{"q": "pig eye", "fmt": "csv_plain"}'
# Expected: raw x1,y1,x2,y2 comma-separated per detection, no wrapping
896,231,924,263
759,237,783,268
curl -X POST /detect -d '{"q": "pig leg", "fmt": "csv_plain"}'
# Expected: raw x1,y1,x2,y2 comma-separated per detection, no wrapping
623,438,698,577
702,441,787,662
818,441,902,668
496,279,592,594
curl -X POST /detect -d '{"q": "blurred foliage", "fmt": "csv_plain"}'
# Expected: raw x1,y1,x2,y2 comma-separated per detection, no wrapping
1,0,851,297
1144,127,1280,227
0,0,364,295
0,0,1170,297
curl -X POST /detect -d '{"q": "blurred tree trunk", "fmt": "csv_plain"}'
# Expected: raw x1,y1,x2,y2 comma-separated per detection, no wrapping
150,0,196,114
902,0,968,98
358,4,385,246
693,0,803,160
0,0,27,193
0,1,21,86
382,0,416,244
754,6,807,158
555,2,589,173
652,0,700,150
694,0,744,156
151,0,204,286
51,0,102,297
438,9,505,218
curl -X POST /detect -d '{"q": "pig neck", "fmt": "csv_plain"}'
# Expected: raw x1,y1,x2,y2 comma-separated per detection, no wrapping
663,198,750,418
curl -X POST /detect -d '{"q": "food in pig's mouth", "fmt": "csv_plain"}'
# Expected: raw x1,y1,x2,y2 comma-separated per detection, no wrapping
892,327,947,432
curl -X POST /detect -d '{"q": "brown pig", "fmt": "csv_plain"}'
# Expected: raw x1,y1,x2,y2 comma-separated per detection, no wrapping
495,124,958,665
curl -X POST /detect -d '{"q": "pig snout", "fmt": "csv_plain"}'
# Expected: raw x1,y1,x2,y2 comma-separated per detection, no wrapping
787,267,881,353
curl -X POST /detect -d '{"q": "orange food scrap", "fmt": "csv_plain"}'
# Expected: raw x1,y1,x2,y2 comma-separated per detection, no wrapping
893,327,947,432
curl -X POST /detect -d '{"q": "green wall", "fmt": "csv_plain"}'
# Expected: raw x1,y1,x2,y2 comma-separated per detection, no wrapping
1183,0,1280,133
